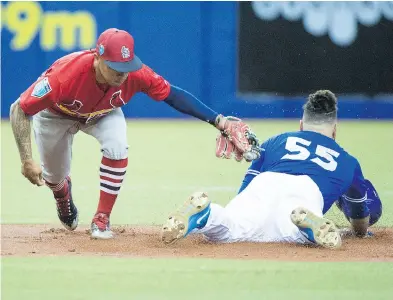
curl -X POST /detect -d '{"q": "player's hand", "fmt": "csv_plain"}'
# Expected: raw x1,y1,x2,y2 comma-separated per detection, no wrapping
243,130,261,162
21,159,45,186
339,227,374,239
215,115,260,162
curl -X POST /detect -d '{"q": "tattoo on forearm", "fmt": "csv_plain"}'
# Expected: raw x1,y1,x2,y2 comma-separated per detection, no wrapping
10,101,33,162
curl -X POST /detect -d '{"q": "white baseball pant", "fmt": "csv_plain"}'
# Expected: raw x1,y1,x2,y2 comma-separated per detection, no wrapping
32,108,128,184
193,171,324,244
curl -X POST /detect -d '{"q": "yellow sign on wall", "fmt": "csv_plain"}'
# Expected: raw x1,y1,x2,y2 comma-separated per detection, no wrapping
1,2,97,51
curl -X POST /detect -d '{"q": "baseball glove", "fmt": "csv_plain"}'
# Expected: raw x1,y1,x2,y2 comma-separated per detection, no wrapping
215,115,261,162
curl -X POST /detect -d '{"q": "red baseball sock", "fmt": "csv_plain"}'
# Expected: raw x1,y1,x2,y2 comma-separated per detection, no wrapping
98,156,128,216
46,178,69,198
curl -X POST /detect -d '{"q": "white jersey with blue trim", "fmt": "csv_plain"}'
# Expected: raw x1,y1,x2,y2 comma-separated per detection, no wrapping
240,131,367,213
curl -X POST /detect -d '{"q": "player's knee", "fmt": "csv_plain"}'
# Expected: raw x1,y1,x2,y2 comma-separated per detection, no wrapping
42,170,68,186
101,140,129,160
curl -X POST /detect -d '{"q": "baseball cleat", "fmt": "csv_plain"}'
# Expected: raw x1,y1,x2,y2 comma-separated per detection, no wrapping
91,213,114,239
55,176,78,231
162,192,211,245
291,207,342,249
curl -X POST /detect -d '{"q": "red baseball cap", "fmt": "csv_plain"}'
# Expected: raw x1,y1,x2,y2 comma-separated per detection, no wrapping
96,28,142,73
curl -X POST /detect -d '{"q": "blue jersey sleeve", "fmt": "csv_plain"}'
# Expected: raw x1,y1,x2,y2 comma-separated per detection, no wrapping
363,179,383,225
340,160,370,220
238,143,266,194
338,178,382,225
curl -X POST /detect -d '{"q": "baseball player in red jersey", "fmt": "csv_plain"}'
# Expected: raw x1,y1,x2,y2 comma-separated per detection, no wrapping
10,28,259,239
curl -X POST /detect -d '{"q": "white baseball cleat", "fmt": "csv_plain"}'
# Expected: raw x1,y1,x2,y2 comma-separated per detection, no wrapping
291,207,342,249
91,213,114,239
161,192,211,245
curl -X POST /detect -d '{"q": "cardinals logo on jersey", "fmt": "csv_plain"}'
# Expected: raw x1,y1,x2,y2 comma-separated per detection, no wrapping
56,91,126,124
109,90,126,108
85,91,125,123
62,100,83,112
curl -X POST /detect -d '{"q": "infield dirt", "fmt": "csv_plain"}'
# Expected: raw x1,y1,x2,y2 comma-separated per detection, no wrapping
2,224,393,261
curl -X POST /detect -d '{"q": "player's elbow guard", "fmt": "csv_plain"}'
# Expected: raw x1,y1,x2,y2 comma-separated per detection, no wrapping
350,216,370,237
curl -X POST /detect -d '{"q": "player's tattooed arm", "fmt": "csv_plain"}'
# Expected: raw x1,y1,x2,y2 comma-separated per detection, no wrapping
10,99,33,162
10,99,44,186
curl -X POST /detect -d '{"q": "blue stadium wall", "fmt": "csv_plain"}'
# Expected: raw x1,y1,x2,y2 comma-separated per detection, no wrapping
1,1,392,119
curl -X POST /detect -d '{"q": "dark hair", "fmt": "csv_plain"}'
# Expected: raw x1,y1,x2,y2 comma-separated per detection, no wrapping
303,90,337,124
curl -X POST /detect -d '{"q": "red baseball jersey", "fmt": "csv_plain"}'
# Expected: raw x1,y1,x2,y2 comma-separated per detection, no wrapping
19,50,171,123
